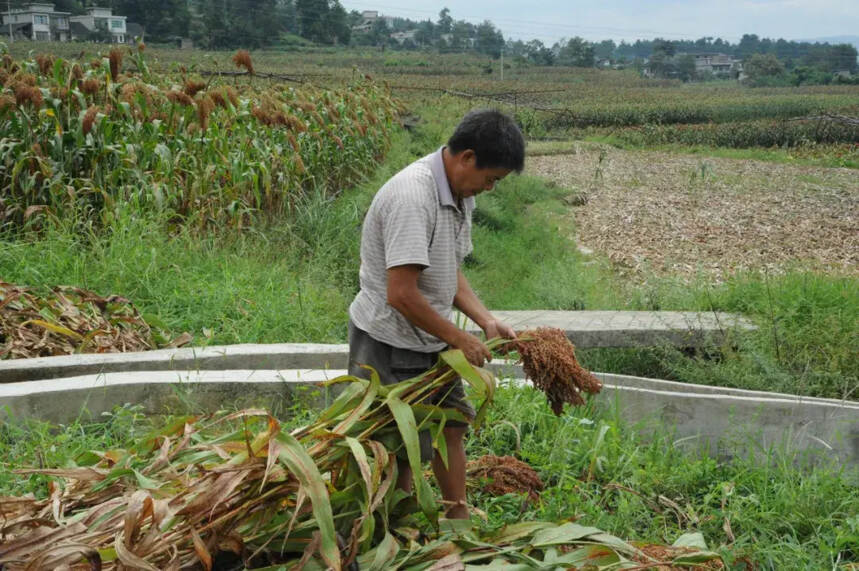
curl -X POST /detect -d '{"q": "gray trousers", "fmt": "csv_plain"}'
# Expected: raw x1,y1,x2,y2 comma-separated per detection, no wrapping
347,320,475,462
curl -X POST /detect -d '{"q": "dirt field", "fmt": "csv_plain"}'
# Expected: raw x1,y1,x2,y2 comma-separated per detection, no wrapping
528,146,858,280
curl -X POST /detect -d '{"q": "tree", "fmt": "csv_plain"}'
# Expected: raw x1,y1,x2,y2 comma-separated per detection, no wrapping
744,53,786,86
593,39,616,60
449,20,472,51
676,54,696,81
556,37,595,67
475,20,503,58
370,18,390,47
52,0,84,15
112,0,190,41
737,34,761,59
694,36,713,50
647,51,674,77
296,0,329,43
328,1,350,45
828,44,858,72
651,38,675,58
414,20,434,47
436,7,452,35
525,39,554,65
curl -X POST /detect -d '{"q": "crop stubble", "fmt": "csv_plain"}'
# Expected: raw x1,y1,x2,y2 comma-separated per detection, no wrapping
530,146,858,279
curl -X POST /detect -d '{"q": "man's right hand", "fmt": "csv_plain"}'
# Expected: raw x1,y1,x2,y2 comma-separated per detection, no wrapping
453,332,492,367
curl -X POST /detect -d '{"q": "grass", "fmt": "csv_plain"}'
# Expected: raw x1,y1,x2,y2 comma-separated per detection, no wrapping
0,127,413,346
530,137,859,169
462,170,858,400
2,43,857,570
2,387,856,569
3,118,856,400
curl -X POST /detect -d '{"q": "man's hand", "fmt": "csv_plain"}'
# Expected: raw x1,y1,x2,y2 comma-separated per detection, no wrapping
482,319,517,341
453,332,492,367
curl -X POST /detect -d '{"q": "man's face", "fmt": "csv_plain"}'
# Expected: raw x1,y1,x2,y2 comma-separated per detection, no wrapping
452,150,513,199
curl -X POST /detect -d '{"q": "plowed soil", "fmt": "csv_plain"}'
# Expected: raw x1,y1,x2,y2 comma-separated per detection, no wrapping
529,146,858,280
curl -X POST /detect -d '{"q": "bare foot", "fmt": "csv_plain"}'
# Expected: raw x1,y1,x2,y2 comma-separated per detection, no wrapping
444,503,470,520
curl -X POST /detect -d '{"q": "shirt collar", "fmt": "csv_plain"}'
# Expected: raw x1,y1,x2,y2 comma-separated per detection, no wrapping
430,146,475,213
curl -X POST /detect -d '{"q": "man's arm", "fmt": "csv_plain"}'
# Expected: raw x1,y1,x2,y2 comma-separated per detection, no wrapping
453,269,517,341
387,265,491,366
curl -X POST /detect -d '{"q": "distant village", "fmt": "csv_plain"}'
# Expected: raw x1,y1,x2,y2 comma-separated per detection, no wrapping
2,2,142,44
2,2,854,84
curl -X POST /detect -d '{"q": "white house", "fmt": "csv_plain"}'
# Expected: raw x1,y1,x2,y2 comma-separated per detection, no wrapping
353,10,396,33
1,2,70,41
690,53,742,76
391,30,416,45
70,6,127,44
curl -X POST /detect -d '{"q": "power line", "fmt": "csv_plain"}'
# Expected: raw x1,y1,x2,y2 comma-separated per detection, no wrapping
338,0,743,42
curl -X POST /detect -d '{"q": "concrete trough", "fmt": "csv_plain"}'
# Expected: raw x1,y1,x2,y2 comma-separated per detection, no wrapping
1,310,756,384
465,310,757,349
2,367,856,469
0,343,351,383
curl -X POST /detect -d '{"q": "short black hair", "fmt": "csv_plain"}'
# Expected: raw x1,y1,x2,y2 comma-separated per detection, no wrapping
447,109,525,173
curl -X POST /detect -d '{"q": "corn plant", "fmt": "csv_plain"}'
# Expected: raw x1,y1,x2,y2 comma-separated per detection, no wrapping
0,49,400,230
0,338,723,569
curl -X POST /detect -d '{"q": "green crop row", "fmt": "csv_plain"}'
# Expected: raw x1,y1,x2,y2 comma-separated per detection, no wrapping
613,118,859,148
0,48,399,231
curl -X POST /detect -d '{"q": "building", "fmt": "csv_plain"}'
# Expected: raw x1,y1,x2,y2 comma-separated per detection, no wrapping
70,6,128,44
1,3,140,44
391,30,416,45
1,2,70,41
353,10,396,33
689,53,743,76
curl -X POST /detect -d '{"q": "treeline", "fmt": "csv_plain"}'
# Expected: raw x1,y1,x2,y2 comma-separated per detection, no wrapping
612,35,858,71
351,8,505,57
27,1,857,84
505,35,858,85
33,0,349,48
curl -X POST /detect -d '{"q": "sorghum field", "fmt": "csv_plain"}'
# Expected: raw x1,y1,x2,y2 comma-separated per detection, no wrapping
2,42,857,569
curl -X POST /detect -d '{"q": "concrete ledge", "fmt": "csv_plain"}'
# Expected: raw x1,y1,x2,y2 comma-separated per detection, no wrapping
0,343,351,383
463,310,756,349
2,309,757,384
2,368,856,468
0,369,345,422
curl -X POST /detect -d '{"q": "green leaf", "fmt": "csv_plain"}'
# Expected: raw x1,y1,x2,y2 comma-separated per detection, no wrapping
132,469,162,490
275,432,341,571
365,531,399,571
23,319,84,341
317,381,367,424
440,349,495,430
531,522,605,547
386,395,438,524
438,517,474,535
582,532,642,558
333,372,380,435
345,436,374,504
672,551,724,565
672,531,708,550
489,521,555,545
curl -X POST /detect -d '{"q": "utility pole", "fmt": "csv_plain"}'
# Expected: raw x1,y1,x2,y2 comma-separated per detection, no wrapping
7,0,13,43
500,48,504,81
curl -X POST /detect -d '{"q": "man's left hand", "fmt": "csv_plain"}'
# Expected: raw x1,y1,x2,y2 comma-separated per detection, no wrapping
482,319,517,341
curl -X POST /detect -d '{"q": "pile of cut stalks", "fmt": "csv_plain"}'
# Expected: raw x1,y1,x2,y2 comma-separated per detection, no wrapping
0,329,723,570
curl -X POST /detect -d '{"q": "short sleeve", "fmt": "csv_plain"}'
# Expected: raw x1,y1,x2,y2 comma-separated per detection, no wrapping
381,190,436,269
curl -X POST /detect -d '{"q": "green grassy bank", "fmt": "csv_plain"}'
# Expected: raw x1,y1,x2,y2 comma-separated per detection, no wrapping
2,116,856,400
2,385,856,569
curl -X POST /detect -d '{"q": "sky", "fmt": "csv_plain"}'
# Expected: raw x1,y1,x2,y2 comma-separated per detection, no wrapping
339,0,859,46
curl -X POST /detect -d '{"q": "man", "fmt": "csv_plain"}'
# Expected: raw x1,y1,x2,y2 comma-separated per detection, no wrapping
348,109,525,519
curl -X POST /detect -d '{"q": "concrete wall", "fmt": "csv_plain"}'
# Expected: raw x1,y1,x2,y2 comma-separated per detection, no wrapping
2,362,856,470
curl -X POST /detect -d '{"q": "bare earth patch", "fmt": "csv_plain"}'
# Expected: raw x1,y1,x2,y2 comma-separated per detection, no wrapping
528,146,858,280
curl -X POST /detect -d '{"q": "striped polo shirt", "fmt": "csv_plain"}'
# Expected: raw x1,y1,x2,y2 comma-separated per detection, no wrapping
349,147,475,352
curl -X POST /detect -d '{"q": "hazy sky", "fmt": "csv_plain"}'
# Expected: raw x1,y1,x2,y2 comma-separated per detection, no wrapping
339,0,859,45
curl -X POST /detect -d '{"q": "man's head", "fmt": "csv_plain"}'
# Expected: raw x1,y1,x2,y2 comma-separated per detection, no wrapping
445,109,525,199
